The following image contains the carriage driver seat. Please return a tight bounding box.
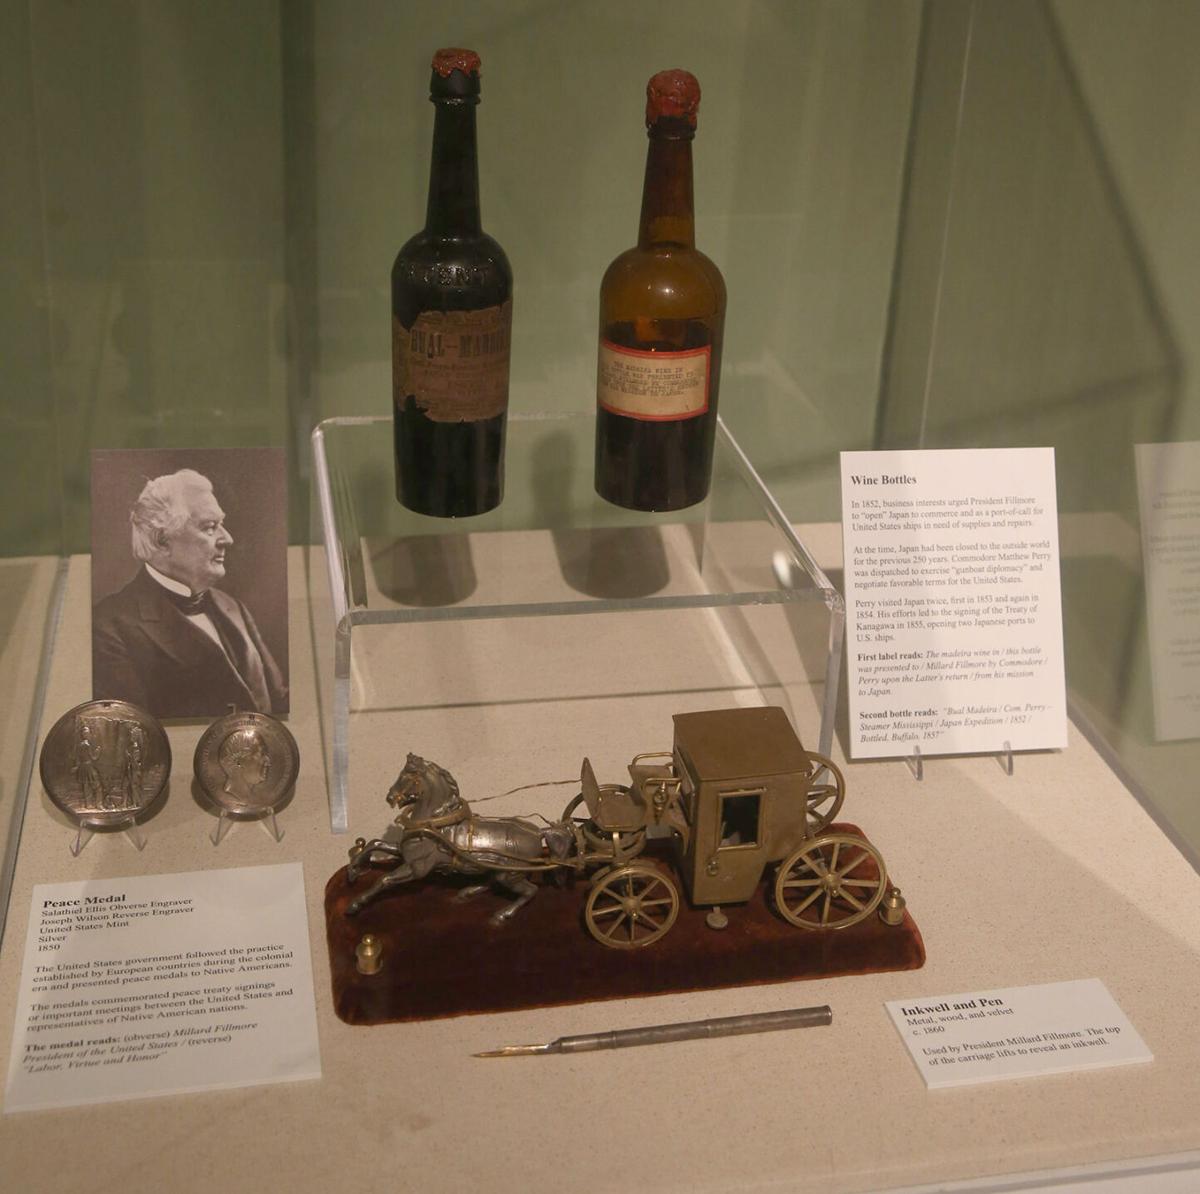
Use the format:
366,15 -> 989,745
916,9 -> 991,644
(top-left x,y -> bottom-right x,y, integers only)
580,757 -> 646,834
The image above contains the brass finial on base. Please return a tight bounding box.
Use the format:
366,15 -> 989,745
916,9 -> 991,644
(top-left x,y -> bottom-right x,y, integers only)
356,934 -> 383,975
879,887 -> 907,927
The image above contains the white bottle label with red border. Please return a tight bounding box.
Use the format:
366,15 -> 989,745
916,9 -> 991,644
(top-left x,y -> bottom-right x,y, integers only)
597,340 -> 710,421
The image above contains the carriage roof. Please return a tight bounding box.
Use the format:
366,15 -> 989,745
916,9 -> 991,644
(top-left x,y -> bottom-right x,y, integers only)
672,707 -> 811,784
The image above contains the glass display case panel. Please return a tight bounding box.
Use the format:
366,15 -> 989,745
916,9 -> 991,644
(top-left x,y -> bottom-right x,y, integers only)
878,0 -> 1200,868
309,411 -> 843,830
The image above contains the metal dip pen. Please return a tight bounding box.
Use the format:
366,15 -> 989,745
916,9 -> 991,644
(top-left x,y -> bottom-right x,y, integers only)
475,1005 -> 833,1058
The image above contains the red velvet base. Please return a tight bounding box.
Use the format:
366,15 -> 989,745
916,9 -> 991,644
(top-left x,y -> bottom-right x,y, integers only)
325,824 -> 925,1025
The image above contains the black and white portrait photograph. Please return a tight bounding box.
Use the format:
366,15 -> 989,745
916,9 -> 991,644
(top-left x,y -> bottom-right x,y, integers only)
90,447 -> 289,720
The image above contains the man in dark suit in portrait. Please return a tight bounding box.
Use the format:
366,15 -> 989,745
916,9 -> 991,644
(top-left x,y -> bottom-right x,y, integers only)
92,469 -> 288,719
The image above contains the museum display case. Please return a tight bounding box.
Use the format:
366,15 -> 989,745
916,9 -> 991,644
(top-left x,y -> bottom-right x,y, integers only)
4,2 -> 1200,1191
309,410 -> 843,829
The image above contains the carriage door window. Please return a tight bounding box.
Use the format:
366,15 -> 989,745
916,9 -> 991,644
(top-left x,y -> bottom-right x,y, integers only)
718,790 -> 762,849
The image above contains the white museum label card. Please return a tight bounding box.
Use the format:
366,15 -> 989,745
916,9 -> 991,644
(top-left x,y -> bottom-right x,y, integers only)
841,447 -> 1067,758
1134,442 -> 1200,741
886,979 -> 1152,1089
5,862 -> 320,1113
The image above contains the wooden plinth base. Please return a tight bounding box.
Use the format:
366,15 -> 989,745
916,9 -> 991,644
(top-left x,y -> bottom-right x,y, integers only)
325,825 -> 925,1025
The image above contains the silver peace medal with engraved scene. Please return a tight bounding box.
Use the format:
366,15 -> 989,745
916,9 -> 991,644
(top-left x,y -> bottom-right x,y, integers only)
39,699 -> 171,826
194,710 -> 299,814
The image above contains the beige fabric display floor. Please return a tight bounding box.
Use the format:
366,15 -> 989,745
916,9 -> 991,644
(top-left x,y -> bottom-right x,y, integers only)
2,550 -> 1200,1193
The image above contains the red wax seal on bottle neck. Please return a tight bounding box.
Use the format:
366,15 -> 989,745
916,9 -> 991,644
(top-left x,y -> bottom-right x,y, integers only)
432,47 -> 481,78
645,69 -> 700,128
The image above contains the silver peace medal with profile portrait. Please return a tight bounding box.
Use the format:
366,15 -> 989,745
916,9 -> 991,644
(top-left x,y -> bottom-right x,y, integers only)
194,711 -> 299,814
39,699 -> 171,826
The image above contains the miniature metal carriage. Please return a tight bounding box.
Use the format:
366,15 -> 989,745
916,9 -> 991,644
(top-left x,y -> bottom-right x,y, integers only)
346,706 -> 895,950
570,706 -> 890,947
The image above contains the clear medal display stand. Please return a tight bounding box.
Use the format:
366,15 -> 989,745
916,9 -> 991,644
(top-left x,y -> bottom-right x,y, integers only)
309,412 -> 844,834
70,816 -> 147,857
210,807 -> 285,847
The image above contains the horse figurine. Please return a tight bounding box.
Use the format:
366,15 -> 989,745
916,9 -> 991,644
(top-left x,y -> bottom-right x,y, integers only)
344,753 -> 574,923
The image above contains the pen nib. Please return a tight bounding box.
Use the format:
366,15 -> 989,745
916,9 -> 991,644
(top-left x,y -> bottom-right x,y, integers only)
473,1042 -> 553,1058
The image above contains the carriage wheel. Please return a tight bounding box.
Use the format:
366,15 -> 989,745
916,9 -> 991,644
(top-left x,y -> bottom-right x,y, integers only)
774,833 -> 887,931
804,754 -> 846,835
585,862 -> 680,949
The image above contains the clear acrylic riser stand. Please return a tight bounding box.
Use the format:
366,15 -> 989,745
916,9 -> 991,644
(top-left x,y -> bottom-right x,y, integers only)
905,741 -> 1015,780
309,412 -> 844,834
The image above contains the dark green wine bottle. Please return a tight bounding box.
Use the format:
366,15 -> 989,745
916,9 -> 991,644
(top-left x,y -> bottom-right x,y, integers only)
392,48 -> 513,518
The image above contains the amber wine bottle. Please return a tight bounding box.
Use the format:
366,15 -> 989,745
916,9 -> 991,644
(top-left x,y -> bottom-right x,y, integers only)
392,48 -> 513,517
594,69 -> 726,512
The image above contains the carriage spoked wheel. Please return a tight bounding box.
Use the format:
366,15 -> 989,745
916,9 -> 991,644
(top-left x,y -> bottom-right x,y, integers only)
585,862 -> 680,949
774,832 -> 887,930
803,753 -> 846,835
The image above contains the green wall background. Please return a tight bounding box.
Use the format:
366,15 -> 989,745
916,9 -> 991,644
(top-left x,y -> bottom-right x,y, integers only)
1055,0 -> 1200,438
0,0 -> 922,557
8,1 -> 1200,552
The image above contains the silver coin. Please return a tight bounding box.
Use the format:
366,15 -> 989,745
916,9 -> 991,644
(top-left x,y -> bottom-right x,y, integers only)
39,699 -> 170,827
194,711 -> 299,814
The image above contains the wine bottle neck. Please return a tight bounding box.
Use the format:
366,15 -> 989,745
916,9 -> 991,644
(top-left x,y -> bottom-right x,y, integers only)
425,100 -> 481,237
638,132 -> 695,249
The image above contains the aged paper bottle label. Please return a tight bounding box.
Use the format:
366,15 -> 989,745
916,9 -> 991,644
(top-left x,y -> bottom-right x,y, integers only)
394,299 -> 512,423
597,341 -> 710,421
